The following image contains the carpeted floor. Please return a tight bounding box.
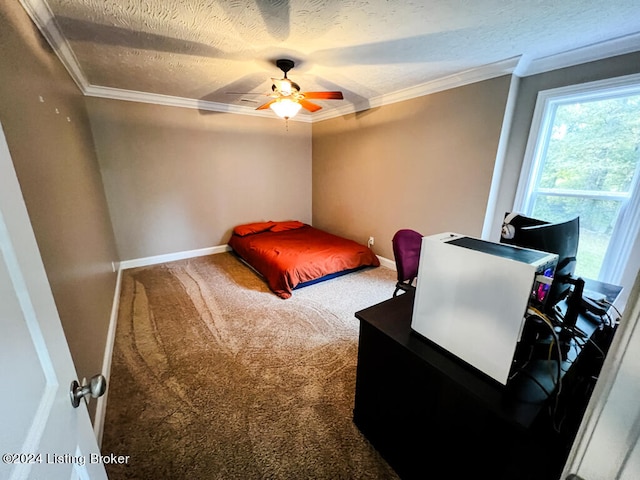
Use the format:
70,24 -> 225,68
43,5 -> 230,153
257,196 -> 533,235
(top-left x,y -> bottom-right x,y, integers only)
101,252 -> 400,479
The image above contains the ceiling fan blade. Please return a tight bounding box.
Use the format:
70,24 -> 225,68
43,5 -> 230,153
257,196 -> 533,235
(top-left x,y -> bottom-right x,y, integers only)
256,100 -> 277,110
299,99 -> 323,112
302,91 -> 344,100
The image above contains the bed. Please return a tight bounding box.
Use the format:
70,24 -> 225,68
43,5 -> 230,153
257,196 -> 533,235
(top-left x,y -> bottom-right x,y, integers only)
228,220 -> 380,299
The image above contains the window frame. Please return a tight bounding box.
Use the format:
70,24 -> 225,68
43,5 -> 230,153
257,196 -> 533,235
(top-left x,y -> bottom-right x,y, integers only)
514,72 -> 640,284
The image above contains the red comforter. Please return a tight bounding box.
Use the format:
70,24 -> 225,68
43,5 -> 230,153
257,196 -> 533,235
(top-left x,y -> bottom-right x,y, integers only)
228,221 -> 380,299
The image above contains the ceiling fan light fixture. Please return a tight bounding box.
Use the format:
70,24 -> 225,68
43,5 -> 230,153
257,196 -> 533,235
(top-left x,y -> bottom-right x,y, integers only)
280,80 -> 292,96
269,98 -> 302,119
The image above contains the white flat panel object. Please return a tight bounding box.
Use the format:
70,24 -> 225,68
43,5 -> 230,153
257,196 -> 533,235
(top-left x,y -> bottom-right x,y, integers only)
411,233 -> 557,385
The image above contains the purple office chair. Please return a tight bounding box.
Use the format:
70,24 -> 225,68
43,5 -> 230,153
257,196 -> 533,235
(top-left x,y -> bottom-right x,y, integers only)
392,229 -> 423,297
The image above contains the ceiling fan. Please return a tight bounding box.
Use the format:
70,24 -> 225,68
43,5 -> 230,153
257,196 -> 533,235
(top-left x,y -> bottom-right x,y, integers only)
232,59 -> 344,119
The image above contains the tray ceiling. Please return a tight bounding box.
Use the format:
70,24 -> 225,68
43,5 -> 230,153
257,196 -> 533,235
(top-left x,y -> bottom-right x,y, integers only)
20,0 -> 640,122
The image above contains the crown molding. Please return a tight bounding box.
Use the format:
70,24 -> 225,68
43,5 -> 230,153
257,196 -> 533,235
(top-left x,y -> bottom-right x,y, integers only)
312,57 -> 521,122
520,31 -> 640,77
19,0 -> 89,92
83,85 -> 313,122
19,0 -> 640,124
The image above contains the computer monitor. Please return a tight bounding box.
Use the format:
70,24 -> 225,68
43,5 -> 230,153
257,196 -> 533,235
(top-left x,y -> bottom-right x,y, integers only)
501,213 -> 580,311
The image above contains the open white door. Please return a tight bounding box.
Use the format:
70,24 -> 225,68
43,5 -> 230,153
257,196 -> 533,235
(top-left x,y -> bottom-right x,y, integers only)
0,123 -> 108,480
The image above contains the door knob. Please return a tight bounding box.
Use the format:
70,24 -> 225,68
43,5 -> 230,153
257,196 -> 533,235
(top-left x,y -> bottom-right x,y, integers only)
70,374 -> 107,408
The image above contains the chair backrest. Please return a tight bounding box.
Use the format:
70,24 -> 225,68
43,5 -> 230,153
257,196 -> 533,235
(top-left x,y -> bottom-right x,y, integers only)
392,229 -> 423,282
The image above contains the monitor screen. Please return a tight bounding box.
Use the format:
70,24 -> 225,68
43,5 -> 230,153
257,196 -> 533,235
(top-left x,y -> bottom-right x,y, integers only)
501,214 -> 580,310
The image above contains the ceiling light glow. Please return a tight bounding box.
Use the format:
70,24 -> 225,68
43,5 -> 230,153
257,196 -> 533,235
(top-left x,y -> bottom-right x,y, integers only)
269,98 -> 302,119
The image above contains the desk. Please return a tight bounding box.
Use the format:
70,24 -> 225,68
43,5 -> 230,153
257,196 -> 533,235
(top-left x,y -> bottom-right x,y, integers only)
353,290 -> 618,480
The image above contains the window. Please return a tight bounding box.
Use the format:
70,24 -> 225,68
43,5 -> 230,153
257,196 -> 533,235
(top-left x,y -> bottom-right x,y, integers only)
515,74 -> 640,284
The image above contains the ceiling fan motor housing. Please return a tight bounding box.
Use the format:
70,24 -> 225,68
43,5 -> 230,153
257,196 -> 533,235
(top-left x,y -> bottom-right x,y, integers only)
276,59 -> 295,76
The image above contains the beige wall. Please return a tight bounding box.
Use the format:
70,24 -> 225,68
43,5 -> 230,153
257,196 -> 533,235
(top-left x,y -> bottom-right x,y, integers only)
4,0 -> 638,426
86,98 -> 313,261
0,3 -> 119,419
312,76 -> 511,260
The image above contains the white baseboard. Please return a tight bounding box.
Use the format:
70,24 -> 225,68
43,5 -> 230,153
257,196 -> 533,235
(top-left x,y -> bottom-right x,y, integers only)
120,246 -> 394,272
119,244 -> 231,270
377,255 -> 396,270
94,266 -> 123,447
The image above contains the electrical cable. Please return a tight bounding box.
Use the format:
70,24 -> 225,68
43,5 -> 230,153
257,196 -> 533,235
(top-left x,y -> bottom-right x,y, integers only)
599,298 -> 622,319
514,369 -> 553,397
525,309 -> 563,383
585,336 -> 606,359
525,307 -> 566,432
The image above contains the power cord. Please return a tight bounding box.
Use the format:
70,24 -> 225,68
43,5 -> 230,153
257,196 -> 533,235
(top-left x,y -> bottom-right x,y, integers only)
597,298 -> 622,326
520,307 -> 568,432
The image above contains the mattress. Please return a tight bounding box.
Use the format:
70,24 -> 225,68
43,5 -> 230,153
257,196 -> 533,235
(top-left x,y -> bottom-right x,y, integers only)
228,221 -> 380,298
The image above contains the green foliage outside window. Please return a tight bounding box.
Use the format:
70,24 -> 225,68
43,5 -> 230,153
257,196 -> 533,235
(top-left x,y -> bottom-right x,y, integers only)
529,94 -> 640,280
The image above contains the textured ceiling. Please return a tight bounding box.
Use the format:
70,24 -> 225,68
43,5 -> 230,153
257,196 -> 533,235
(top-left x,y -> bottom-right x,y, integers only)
20,0 -> 640,121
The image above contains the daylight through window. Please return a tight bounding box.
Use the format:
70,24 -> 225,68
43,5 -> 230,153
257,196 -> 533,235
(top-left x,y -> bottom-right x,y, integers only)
515,75 -> 640,283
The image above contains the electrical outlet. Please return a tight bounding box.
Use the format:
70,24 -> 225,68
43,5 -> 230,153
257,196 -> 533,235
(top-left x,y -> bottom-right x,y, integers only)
368,236 -> 375,248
